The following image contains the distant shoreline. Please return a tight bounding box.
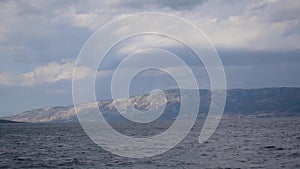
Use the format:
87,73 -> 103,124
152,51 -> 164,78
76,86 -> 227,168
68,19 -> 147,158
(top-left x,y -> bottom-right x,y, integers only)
0,119 -> 24,123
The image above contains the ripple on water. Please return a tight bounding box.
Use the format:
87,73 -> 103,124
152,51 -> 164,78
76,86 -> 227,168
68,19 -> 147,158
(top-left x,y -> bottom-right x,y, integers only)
0,117 -> 299,168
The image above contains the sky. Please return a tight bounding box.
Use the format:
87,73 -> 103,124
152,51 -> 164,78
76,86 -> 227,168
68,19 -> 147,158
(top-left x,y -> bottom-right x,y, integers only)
0,0 -> 300,116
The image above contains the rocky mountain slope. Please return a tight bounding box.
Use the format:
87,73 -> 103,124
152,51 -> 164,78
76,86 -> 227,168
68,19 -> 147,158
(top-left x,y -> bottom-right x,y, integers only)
2,88 -> 300,123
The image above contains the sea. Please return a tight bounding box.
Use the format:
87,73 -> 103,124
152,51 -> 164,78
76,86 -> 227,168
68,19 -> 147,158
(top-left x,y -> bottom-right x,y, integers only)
1,117 -> 300,169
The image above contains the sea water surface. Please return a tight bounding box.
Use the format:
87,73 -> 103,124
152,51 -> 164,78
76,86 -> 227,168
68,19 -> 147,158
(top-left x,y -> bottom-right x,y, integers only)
1,117 -> 300,168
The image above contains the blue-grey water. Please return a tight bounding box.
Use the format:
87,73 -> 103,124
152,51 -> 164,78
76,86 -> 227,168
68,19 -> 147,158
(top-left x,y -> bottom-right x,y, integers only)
1,117 -> 300,168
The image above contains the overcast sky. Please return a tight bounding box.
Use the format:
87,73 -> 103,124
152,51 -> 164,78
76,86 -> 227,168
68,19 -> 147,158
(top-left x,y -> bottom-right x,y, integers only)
1,0 -> 300,116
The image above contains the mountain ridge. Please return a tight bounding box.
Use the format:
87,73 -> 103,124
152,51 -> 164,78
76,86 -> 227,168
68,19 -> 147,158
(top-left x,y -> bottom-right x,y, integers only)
2,87 -> 300,123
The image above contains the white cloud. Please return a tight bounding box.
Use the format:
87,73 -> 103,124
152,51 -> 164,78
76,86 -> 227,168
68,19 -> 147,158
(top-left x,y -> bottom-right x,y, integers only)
51,6 -> 107,30
51,0 -> 300,51
0,60 -> 93,86
169,0 -> 300,51
2,0 -> 299,54
115,35 -> 180,55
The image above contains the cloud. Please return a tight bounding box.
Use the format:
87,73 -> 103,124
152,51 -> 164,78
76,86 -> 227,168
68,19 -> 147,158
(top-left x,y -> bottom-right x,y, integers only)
0,60 -> 93,86
0,0 -> 91,65
51,6 -> 106,30
114,35 -> 181,55
1,0 -> 299,57
111,0 -> 207,10
54,0 -> 300,51
181,0 -> 300,51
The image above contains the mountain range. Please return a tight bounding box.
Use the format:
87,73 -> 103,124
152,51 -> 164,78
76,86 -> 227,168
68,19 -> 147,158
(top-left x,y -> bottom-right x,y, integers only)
2,87 -> 300,123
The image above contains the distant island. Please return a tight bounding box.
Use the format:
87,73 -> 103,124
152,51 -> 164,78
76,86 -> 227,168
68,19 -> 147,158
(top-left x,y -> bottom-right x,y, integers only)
0,119 -> 23,123
2,87 -> 300,123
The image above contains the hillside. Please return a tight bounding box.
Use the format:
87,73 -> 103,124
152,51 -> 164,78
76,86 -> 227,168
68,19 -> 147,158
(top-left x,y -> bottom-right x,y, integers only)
2,88 -> 300,123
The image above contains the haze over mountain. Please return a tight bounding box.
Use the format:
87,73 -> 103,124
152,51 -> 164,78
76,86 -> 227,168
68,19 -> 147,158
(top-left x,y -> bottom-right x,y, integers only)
2,88 -> 300,123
